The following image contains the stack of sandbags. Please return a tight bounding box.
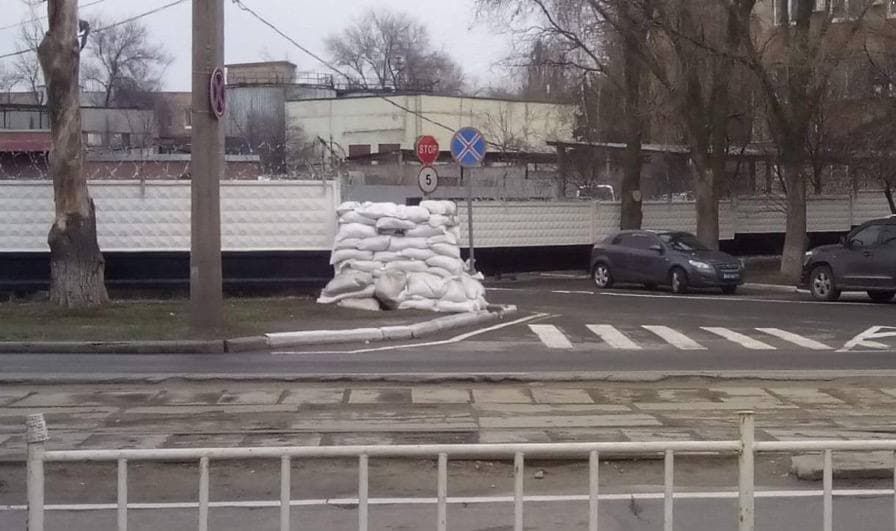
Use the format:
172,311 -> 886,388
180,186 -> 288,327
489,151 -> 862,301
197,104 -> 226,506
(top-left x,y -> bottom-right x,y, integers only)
318,200 -> 489,313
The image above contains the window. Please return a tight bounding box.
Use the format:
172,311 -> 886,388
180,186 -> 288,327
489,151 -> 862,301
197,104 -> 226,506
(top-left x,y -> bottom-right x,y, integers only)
378,143 -> 400,154
659,233 -> 710,252
348,144 -> 371,158
183,108 -> 192,130
889,0 -> 896,17
774,0 -> 827,25
617,234 -> 657,250
84,132 -> 104,147
880,225 -> 896,246
849,223 -> 883,248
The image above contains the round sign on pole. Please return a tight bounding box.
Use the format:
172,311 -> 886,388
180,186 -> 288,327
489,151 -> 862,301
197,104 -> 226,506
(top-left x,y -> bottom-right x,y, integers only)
450,127 -> 487,168
415,135 -> 440,166
418,166 -> 439,194
209,67 -> 226,119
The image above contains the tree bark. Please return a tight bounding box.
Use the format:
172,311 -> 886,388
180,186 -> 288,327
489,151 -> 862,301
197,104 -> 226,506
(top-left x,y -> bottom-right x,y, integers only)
618,13 -> 645,231
694,153 -> 721,250
38,0 -> 108,308
780,163 -> 808,281
883,181 -> 896,214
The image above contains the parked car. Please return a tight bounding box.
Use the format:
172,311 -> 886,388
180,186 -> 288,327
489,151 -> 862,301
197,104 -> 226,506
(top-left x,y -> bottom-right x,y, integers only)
801,215 -> 896,302
590,230 -> 743,294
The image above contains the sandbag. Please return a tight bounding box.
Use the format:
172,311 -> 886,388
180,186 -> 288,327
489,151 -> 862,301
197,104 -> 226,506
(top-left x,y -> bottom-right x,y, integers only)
356,235 -> 391,252
461,276 -> 485,300
421,200 -> 456,216
428,233 -> 458,246
436,300 -> 479,313
322,271 -> 373,296
400,248 -> 436,261
426,255 -> 464,275
317,285 -> 376,304
385,260 -> 429,273
388,237 -> 429,252
337,298 -> 382,312
357,202 -> 397,220
334,238 -> 361,250
427,267 -> 455,279
441,279 -> 469,303
337,201 -> 361,216
376,217 -> 418,232
406,273 -> 447,300
428,214 -> 454,228
329,249 -> 374,265
397,205 -> 431,223
344,260 -> 384,273
339,211 -> 376,226
405,224 -> 445,238
373,251 -> 402,263
398,298 -> 437,311
431,243 -> 461,258
336,223 -> 377,241
374,270 -> 407,310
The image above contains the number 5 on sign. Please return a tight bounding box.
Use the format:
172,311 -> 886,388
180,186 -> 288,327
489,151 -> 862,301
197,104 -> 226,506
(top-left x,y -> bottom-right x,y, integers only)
418,166 -> 439,194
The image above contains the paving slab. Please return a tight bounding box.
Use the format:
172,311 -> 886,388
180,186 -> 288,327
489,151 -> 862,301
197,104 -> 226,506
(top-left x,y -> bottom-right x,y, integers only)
280,389 -> 346,405
411,388 -> 471,404
479,430 -> 552,444
155,390 -> 226,405
765,388 -> 847,406
479,414 -> 662,430
473,404 -> 631,415
472,389 -> 532,404
348,389 -> 412,404
240,433 -> 323,447
78,433 -> 171,450
217,390 -> 284,405
791,451 -> 896,480
530,388 -> 594,404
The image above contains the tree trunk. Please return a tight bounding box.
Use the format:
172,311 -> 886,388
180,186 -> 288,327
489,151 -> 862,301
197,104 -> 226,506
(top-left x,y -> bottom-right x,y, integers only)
38,0 -> 108,308
780,163 -> 808,281
619,20 -> 644,231
619,137 -> 643,229
883,181 -> 896,214
694,153 -> 720,250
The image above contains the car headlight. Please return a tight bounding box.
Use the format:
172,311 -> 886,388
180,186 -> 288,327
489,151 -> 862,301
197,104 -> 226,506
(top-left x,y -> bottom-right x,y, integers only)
688,260 -> 714,272
803,251 -> 813,265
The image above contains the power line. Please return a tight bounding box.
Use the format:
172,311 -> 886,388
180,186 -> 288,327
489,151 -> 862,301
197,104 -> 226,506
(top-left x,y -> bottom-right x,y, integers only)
0,0 -> 190,61
0,0 -> 107,32
230,0 -> 468,138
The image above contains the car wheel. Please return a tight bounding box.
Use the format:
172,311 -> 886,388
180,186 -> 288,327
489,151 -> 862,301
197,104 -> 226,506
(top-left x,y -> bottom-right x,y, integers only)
809,265 -> 840,301
592,263 -> 614,289
670,267 -> 689,294
868,290 -> 896,303
721,285 -> 737,295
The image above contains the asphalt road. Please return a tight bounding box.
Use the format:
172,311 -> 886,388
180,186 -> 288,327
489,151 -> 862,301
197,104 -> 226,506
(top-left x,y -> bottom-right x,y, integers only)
3,277 -> 896,377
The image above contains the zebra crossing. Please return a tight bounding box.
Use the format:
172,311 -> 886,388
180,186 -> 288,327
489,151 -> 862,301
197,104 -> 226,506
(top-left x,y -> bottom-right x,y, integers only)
527,323 -> 839,351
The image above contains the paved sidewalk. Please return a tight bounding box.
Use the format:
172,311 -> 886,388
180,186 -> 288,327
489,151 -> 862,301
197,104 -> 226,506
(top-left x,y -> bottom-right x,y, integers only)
2,379 -> 896,460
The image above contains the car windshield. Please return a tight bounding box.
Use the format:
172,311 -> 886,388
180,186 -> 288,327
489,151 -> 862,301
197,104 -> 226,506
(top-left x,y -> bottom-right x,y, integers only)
659,233 -> 709,252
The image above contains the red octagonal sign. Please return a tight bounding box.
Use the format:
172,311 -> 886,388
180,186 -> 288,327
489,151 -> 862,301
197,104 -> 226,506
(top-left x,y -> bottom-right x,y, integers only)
415,135 -> 439,166
209,67 -> 226,119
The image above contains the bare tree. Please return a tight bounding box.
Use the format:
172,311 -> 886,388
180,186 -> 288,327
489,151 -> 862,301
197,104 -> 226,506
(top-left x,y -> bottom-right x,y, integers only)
37,0 -> 108,307
81,17 -> 171,108
325,9 -> 465,94
10,16 -> 47,104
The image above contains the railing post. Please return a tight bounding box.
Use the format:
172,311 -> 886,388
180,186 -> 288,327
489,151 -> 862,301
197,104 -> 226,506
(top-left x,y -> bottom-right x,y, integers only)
664,449 -> 674,531
280,456 -> 291,531
118,458 -> 128,531
514,452 -> 524,531
198,457 -> 209,531
26,413 -> 48,531
359,454 -> 369,531
437,453 -> 448,531
738,411 -> 755,531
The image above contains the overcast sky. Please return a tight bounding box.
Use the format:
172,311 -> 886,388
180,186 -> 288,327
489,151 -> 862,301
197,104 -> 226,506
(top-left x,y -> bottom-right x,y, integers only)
1,0 -> 514,92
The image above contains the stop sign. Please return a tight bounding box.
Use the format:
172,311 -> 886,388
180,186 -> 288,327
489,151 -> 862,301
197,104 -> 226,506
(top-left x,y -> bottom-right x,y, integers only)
415,135 -> 440,165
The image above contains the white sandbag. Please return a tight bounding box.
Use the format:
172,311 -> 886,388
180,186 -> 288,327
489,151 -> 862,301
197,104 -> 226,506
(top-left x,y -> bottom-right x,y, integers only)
337,201 -> 361,216
428,214 -> 454,228
398,205 -> 431,223
398,299 -> 437,311
339,211 -> 376,226
461,276 -> 485,300
441,279 -> 469,303
400,248 -> 436,261
356,235 -> 391,252
317,285 -> 376,304
426,255 -> 464,275
322,271 -> 373,296
337,223 -> 377,241
374,270 -> 407,310
334,238 -> 361,250
447,225 -> 461,239
337,298 -> 381,312
431,243 -> 461,258
405,224 -> 445,238
343,260 -> 384,273
357,202 -> 398,220
421,200 -> 456,216
436,300 -> 479,313
373,251 -> 402,263
427,267 -> 455,279
329,249 -> 374,265
385,260 -> 429,273
406,273 -> 447,299
428,233 -> 458,246
388,237 -> 429,252
376,217 -> 418,232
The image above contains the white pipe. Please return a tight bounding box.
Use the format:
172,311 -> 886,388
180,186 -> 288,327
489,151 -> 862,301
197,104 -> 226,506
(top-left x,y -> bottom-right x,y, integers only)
514,453 -> 524,531
664,450 -> 674,531
437,453 -> 447,531
280,456 -> 290,531
358,455 -> 368,531
824,450 -> 833,531
198,457 -> 209,531
117,458 -> 127,531
738,411 -> 755,531
589,450 -> 599,531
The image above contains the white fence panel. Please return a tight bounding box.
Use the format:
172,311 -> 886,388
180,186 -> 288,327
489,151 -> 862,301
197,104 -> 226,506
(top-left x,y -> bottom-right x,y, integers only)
734,197 -> 788,234
852,191 -> 892,225
807,197 -> 851,233
0,180 -> 339,252
456,201 -> 594,247
642,202 -> 697,233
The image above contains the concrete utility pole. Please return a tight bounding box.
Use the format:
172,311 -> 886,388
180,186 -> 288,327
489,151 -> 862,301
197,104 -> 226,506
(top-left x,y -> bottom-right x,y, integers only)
190,0 -> 225,332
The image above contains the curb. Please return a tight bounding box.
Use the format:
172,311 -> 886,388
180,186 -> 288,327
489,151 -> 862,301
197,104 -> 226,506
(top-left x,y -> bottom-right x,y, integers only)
266,306 -> 517,348
741,282 -> 801,293
0,340 -> 225,355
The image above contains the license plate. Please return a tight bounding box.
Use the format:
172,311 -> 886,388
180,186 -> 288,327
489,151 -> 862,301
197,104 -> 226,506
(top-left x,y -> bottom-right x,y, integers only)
723,273 -> 739,280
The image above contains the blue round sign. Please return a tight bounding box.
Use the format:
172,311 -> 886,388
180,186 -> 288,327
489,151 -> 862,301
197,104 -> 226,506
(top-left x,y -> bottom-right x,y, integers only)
450,127 -> 487,168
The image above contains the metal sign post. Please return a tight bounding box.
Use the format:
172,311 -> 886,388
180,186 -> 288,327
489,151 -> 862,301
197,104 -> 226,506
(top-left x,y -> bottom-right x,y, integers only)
450,127 -> 487,273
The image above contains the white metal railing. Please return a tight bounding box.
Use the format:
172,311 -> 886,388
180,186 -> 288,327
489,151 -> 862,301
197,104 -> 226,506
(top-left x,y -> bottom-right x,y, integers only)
21,411 -> 896,531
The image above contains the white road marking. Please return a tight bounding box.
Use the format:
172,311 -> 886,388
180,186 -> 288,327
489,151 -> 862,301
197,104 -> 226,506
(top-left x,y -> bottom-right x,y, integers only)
273,313 -> 550,355
642,325 -> 707,350
756,328 -> 832,350
528,324 -> 574,349
701,327 -> 776,350
840,326 -> 896,352
587,324 -> 642,350
3,489 -> 895,512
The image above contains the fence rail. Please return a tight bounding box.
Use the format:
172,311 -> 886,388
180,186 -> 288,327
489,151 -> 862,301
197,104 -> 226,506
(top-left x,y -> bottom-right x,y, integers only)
22,412 -> 896,531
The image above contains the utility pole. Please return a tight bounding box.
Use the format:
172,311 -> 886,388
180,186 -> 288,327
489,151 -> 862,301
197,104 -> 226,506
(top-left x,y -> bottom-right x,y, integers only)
190,0 -> 224,332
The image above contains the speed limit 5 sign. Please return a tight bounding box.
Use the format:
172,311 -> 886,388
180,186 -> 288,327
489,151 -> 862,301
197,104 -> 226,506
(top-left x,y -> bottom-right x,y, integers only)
417,166 -> 439,194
